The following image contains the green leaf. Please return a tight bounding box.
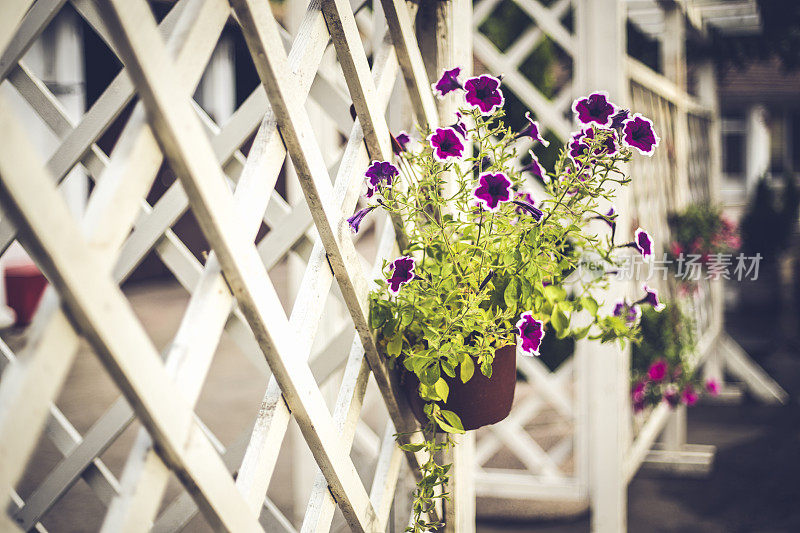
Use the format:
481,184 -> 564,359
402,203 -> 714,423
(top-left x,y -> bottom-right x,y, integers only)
441,359 -> 456,378
460,355 -> 475,383
580,296 -> 599,316
398,442 -> 426,452
551,303 -> 570,338
386,334 -> 402,357
400,308 -> 415,327
543,285 -> 567,304
573,325 -> 592,340
439,410 -> 465,433
421,364 -> 440,386
434,378 -> 449,402
504,278 -> 520,308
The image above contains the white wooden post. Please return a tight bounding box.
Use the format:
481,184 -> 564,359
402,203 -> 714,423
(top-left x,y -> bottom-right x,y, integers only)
46,7 -> 88,217
696,60 -> 727,391
196,32 -> 236,125
434,1 -> 475,530
662,4 -> 690,208
416,0 -> 475,528
575,0 -> 629,531
745,104 -> 769,193
0,255 -> 13,328
658,3 -> 690,452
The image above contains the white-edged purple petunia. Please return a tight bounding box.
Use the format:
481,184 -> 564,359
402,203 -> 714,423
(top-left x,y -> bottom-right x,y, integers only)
523,150 -> 547,181
518,112 -> 550,146
450,111 -> 468,140
610,109 -> 630,129
572,92 -> 617,127
622,113 -> 659,156
594,205 -> 616,229
473,172 -> 512,211
392,131 -> 410,154
634,227 -> 654,260
387,256 -> 416,295
637,284 -> 665,311
612,299 -> 641,326
512,192 -> 544,221
464,75 -> 505,114
516,311 -> 545,356
428,127 -> 465,162
347,205 -> 377,234
432,67 -> 463,98
364,161 -> 398,198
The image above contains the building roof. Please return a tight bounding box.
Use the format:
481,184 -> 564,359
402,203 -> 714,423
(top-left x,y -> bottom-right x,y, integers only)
627,0 -> 762,37
719,57 -> 800,105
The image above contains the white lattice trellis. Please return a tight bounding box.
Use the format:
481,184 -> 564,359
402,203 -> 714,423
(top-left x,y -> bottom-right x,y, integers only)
0,0 -> 479,531
469,0 -> 788,530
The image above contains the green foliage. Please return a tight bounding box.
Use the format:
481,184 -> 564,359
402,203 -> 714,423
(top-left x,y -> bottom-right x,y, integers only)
630,303 -> 702,411
632,305 -> 695,375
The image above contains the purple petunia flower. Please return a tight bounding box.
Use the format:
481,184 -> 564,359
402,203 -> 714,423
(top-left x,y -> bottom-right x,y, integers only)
450,111 -> 468,140
516,311 -> 545,356
573,127 -> 617,159
347,205 -> 377,234
648,359 -> 667,381
512,199 -> 544,221
387,256 -> 415,295
612,299 -> 641,326
634,227 -> 654,260
706,378 -> 720,396
392,131 -> 410,154
364,161 -> 398,198
433,67 -> 463,98
428,127 -> 465,162
572,92 -> 617,127
637,284 -> 665,311
598,129 -> 618,155
518,112 -> 550,146
523,151 -> 547,181
622,113 -> 659,156
682,385 -> 698,406
610,109 -> 630,129
464,75 -> 505,114
593,205 -> 616,229
473,172 -> 512,211
516,191 -> 535,204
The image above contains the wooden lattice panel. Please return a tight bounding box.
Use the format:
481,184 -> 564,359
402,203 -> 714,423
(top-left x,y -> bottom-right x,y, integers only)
0,0 -> 451,530
473,0 -> 574,146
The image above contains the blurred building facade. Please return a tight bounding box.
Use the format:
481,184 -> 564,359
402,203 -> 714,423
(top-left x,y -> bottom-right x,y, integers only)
719,57 -> 800,218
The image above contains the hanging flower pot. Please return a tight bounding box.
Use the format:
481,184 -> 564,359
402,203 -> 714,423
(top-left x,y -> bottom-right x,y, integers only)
355,69 -> 660,531
400,344 -> 516,430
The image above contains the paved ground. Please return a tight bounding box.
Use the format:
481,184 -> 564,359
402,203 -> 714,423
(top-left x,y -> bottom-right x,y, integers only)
479,297 -> 800,533
6,280 -> 800,532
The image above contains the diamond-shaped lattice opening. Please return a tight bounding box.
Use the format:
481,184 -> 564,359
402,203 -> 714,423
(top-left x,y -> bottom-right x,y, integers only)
519,36 -> 572,101
561,5 -> 574,33
478,0 -> 533,53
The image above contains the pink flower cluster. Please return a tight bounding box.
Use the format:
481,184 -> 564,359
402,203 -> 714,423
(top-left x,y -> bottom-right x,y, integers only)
632,360 -> 720,412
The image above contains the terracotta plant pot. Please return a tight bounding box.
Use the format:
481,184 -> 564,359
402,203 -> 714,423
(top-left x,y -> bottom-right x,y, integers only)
400,345 -> 516,431
5,263 -> 48,326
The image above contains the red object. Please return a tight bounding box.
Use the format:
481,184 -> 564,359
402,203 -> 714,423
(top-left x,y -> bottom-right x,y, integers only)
5,263 -> 47,326
401,345 -> 517,431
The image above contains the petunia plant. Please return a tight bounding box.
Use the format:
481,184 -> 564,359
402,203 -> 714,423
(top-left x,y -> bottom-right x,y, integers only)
631,303 -> 719,412
349,70 -> 661,531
